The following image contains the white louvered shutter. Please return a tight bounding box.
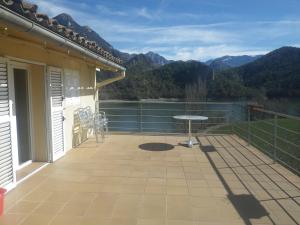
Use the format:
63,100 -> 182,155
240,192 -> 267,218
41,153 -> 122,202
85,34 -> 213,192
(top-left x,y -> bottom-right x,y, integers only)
48,67 -> 65,162
0,59 -> 14,188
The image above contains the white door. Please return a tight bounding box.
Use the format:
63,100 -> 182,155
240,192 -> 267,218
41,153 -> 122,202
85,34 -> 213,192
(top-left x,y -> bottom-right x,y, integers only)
0,58 -> 15,189
47,67 -> 65,162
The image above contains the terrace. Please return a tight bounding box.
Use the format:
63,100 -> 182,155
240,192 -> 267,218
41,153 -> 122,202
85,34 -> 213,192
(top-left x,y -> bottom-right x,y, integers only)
2,133 -> 300,225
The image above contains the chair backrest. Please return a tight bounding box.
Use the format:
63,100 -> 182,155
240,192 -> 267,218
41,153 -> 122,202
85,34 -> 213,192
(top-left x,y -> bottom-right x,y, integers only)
84,106 -> 93,120
78,108 -> 88,121
98,111 -> 107,120
94,112 -> 105,127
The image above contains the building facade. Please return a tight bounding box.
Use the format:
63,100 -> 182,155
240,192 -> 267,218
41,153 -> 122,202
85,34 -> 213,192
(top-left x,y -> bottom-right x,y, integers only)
0,0 -> 125,191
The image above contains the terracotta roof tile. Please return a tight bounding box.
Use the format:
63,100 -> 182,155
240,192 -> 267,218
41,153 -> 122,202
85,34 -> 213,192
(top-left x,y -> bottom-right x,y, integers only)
0,0 -> 123,65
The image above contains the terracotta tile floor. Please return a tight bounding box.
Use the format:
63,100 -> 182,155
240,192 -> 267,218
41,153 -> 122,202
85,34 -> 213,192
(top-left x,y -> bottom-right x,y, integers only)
1,134 -> 300,225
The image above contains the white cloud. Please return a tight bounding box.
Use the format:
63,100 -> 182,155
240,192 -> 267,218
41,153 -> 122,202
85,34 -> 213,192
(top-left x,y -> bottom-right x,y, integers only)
136,7 -> 153,19
96,5 -> 128,17
122,45 -> 269,62
165,45 -> 269,61
144,25 -> 235,45
29,0 -> 75,17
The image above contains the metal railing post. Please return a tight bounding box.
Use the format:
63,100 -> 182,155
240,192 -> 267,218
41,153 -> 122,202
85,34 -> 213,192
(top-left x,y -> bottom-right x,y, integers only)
247,106 -> 251,145
140,102 -> 143,132
230,104 -> 235,134
273,114 -> 278,162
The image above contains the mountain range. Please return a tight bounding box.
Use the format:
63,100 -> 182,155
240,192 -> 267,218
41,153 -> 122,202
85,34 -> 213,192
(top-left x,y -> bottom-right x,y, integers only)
101,46 -> 300,100
206,55 -> 262,71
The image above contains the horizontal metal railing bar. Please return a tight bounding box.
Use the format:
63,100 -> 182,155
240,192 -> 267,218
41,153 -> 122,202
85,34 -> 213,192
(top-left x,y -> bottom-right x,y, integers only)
108,121 -> 223,125
140,127 -> 186,131
108,127 -> 187,132
143,109 -> 230,112
252,118 -> 274,127
249,124 -> 274,137
276,125 -> 300,136
232,124 -> 248,133
140,122 -> 224,125
238,134 -> 274,158
252,118 -> 300,137
276,146 -> 300,161
108,120 -> 139,123
108,121 -> 185,124
100,107 -> 230,112
142,122 -> 181,124
106,114 -> 140,117
108,131 -> 220,136
108,127 -> 140,130
100,107 -> 143,111
100,100 -> 241,105
106,114 -> 226,119
275,136 -> 300,149
250,132 -> 274,147
252,107 -> 300,121
249,117 -> 300,138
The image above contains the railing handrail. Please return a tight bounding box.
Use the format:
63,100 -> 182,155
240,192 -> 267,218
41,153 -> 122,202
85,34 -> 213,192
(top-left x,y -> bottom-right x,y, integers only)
252,107 -> 300,121
98,100 -> 245,105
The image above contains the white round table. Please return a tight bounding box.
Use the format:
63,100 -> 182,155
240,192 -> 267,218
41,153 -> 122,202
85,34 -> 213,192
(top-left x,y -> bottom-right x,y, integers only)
173,115 -> 208,148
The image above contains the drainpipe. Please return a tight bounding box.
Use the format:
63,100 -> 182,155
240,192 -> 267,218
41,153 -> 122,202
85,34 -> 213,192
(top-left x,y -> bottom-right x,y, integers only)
95,70 -> 125,105
0,5 -> 126,72
96,70 -> 126,89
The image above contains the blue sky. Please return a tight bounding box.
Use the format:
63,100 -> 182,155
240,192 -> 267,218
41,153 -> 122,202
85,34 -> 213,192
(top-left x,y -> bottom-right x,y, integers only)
30,0 -> 300,61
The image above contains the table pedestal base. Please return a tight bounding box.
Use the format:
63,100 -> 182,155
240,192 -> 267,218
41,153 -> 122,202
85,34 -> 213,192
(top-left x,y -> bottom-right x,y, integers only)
181,139 -> 198,148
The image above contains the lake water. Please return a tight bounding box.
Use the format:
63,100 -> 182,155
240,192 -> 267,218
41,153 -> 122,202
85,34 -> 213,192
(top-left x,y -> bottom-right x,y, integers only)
98,101 -> 247,133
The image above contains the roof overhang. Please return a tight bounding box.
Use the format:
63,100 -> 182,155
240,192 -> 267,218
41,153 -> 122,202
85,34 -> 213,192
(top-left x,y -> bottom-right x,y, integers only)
0,5 -> 126,72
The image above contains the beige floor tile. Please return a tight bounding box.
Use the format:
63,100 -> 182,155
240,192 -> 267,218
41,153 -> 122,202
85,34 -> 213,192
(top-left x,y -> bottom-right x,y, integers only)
139,195 -> 166,219
145,185 -> 166,194
189,197 -> 219,208
118,185 -> 145,194
147,178 -> 166,186
166,179 -> 187,186
188,187 -> 212,197
58,202 -> 89,216
8,201 -> 39,214
108,217 -> 137,225
19,214 -> 54,225
211,187 -> 228,197
112,194 -> 142,218
167,186 -> 188,195
186,180 -> 208,188
68,192 -> 97,204
167,196 -> 193,220
122,178 -> 147,185
85,193 -> 119,217
33,202 -> 64,215
167,220 -> 196,225
23,189 -> 52,202
166,172 -> 185,179
49,215 -> 81,225
137,219 -> 166,225
45,191 -> 75,204
79,216 -> 110,225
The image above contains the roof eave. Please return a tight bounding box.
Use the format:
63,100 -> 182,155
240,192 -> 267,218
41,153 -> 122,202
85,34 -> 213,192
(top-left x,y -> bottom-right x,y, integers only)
0,5 -> 126,72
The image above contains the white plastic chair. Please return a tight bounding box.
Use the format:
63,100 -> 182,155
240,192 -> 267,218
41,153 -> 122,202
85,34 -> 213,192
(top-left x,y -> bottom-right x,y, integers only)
98,110 -> 108,133
94,112 -> 106,143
